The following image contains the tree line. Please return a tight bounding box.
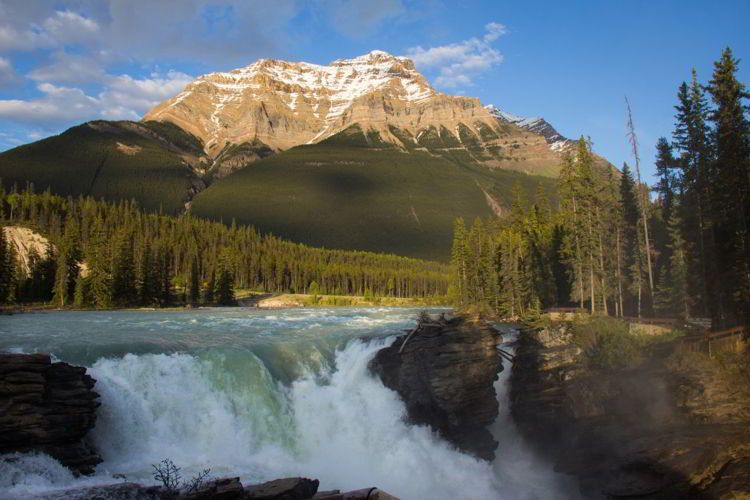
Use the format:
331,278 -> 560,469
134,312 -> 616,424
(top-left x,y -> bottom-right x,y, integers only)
452,48 -> 749,328
0,188 -> 450,308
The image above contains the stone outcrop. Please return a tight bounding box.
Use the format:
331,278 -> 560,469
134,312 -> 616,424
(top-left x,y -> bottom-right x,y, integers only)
369,315 -> 502,460
511,321 -> 750,498
0,353 -> 101,475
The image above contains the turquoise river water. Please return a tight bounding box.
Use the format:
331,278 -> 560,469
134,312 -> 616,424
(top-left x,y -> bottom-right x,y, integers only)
0,307 -> 573,499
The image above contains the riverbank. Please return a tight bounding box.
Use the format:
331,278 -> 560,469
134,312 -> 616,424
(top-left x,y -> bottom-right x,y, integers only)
250,293 -> 447,309
0,292 -> 448,315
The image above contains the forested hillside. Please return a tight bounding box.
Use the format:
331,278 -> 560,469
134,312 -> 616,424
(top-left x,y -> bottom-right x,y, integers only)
0,187 -> 450,309
0,120 -> 207,214
191,124 -> 559,261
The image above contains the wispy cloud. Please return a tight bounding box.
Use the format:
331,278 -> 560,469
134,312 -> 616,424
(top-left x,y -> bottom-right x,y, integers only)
406,22 -> 508,88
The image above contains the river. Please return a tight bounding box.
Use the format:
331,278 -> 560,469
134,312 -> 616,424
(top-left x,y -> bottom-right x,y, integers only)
0,307 -> 573,499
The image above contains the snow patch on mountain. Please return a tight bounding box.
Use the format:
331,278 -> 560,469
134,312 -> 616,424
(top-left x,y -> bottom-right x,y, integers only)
485,104 -> 573,153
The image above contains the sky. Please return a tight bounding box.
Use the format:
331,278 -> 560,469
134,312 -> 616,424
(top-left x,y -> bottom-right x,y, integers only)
0,0 -> 748,183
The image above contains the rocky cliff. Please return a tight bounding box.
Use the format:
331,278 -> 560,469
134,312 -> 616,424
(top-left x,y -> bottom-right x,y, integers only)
0,353 -> 101,475
369,315 -> 502,460
511,321 -> 750,499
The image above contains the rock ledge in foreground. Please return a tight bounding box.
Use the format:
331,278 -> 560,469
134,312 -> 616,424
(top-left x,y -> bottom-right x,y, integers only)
369,315 -> 501,460
0,352 -> 101,474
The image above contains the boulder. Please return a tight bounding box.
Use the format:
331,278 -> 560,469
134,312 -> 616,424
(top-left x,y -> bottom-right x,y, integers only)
244,477 -> 319,499
0,353 -> 101,475
369,315 -> 501,460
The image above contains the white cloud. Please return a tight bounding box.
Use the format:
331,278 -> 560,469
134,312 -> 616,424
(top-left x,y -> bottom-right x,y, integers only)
0,8 -> 99,51
483,22 -> 508,42
41,10 -> 100,44
0,71 -> 193,125
406,22 -> 508,89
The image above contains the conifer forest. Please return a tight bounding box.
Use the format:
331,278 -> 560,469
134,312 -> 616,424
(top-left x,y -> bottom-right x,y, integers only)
451,48 -> 750,328
0,189 -> 451,308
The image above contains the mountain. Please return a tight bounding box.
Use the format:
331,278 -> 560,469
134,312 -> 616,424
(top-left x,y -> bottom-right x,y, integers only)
485,105 -> 574,153
190,123 -> 558,261
144,50 -> 567,179
0,51 -> 593,260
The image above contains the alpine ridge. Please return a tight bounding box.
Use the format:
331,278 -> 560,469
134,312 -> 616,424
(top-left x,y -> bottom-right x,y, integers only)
144,50 -> 569,178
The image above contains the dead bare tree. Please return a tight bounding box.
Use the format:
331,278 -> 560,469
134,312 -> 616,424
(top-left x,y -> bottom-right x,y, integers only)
625,97 -> 655,308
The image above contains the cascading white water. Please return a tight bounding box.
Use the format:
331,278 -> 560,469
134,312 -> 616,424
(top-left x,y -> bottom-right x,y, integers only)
0,308 -> 572,499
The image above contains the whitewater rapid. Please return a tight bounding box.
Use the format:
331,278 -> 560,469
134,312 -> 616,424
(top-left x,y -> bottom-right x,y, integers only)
0,307 -> 572,499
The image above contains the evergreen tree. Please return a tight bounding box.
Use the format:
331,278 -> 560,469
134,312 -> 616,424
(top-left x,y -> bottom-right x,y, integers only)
215,251 -> 235,306
451,217 -> 468,306
672,69 -> 714,319
189,257 -> 200,305
203,269 -> 215,304
620,164 -> 643,316
52,217 -> 80,307
654,213 -> 690,318
112,231 -> 138,307
87,216 -> 112,309
706,47 -> 750,323
654,137 -> 677,224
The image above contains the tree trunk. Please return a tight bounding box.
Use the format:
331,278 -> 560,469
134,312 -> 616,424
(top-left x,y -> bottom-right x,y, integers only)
616,228 -> 624,317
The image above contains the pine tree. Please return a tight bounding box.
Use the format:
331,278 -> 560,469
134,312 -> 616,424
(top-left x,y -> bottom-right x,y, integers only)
87,216 -> 112,309
620,164 -> 642,316
672,69 -> 714,319
654,213 -> 690,318
654,137 -> 677,224
215,252 -> 235,306
112,231 -> 138,307
52,217 -> 81,307
203,269 -> 215,304
189,257 -> 200,305
706,47 -> 750,323
451,218 -> 468,307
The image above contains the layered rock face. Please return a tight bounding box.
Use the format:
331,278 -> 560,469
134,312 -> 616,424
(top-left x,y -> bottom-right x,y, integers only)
511,322 -> 750,498
144,51 -> 570,177
369,315 -> 502,460
0,353 -> 101,474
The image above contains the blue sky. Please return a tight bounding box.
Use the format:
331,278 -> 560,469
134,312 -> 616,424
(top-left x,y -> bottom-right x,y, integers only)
0,0 -> 748,183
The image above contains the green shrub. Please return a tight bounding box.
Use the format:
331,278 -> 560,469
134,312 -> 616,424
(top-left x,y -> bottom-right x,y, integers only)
572,316 -> 642,369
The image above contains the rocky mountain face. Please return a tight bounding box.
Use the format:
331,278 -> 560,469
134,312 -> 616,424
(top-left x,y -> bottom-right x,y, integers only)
511,322 -> 750,498
144,51 -> 570,178
485,105 -> 574,153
